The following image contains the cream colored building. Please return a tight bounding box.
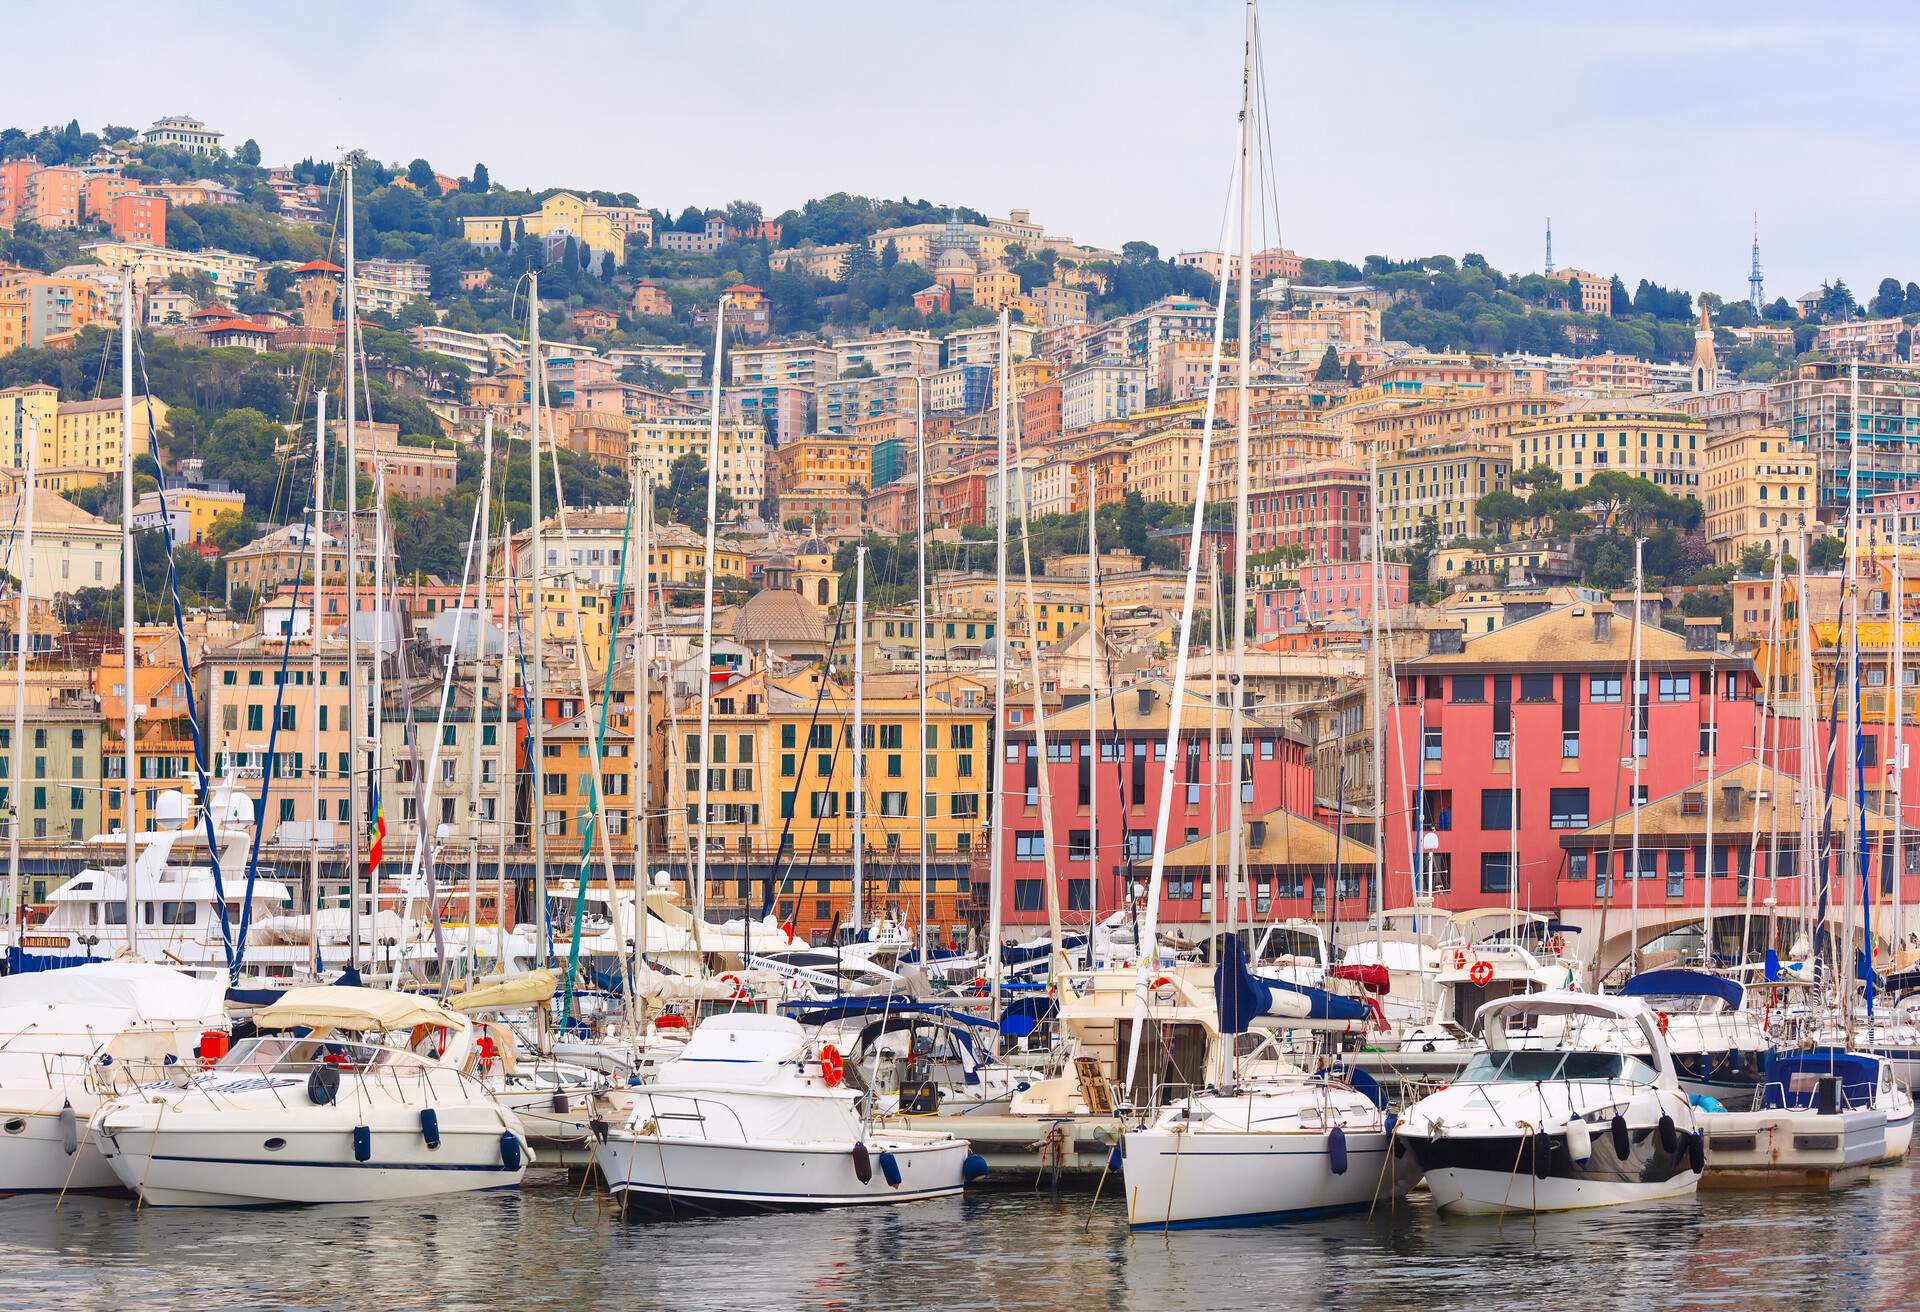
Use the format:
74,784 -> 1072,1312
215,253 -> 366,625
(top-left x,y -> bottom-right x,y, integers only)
1509,397 -> 1705,494
82,241 -> 261,299
630,416 -> 766,506
1702,425 -> 1815,564
1128,424 -> 1205,504
0,489 -> 122,601
459,192 -> 639,265
1379,440 -> 1512,548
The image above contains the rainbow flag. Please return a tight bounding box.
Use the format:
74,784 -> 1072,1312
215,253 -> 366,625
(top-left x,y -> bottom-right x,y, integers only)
368,780 -> 386,877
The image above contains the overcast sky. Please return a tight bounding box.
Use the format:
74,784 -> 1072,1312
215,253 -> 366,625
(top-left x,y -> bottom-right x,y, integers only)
12,2 -> 1915,302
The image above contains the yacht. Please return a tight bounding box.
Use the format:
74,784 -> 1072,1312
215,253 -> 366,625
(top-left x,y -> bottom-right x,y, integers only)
593,1012 -> 980,1215
92,985 -> 529,1206
1617,968 -> 1769,1101
1397,992 -> 1703,1214
1120,944 -> 1415,1228
0,963 -> 227,1195
789,997 -> 1022,1116
1698,1049 -> 1896,1190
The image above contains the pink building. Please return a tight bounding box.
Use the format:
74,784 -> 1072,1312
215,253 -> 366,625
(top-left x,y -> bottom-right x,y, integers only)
1251,462 -> 1368,558
1263,560 -> 1407,631
996,682 -> 1316,930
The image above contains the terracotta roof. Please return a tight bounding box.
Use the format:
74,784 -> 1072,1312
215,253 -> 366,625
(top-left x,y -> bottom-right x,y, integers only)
1411,602 -> 1734,669
1563,758 -> 1890,844
0,489 -> 114,531
731,588 -> 827,646
1163,806 -> 1375,870
204,320 -> 274,334
292,260 -> 344,274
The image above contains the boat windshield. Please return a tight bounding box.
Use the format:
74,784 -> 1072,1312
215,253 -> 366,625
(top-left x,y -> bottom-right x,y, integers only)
217,1035 -> 431,1075
1459,1050 -> 1659,1085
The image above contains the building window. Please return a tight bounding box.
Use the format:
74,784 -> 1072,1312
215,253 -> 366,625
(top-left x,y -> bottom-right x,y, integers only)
1519,674 -> 1555,703
1015,832 -> 1045,861
1549,788 -> 1590,829
1590,675 -> 1622,703
1450,675 -> 1484,703
1481,789 -> 1514,830
1658,673 -> 1690,702
1480,853 -> 1512,894
1068,829 -> 1092,862
1422,729 -> 1442,763
1013,880 -> 1043,912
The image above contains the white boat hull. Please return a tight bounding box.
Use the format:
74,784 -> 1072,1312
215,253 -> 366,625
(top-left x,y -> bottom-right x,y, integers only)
1121,1127 -> 1408,1228
1424,1163 -> 1698,1215
94,1107 -> 527,1207
1700,1106 -> 1886,1189
0,1102 -> 119,1194
596,1130 -> 968,1216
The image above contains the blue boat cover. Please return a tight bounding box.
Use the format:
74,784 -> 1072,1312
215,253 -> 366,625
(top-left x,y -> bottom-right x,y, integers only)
1763,1048 -> 1881,1112
1214,935 -> 1268,1035
789,998 -> 1000,1030
1619,968 -> 1744,1009
1267,976 -> 1371,1023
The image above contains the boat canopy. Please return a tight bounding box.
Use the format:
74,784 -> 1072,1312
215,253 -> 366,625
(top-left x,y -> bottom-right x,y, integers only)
788,998 -> 999,1031
254,985 -> 462,1033
447,969 -> 559,1014
0,961 -> 227,1023
1619,968 -> 1744,1010
1763,1048 -> 1883,1112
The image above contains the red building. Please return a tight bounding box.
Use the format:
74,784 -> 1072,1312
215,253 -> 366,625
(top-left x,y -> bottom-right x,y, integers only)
931,470 -> 986,528
1019,381 -> 1062,448
1384,605 -> 1762,923
1252,461 -> 1368,558
997,681 -> 1315,929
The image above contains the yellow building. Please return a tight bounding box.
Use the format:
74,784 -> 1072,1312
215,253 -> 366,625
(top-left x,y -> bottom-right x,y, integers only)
1509,396 -> 1705,494
666,668 -> 992,876
513,578 -> 616,673
972,268 -> 1022,312
0,383 -> 58,468
132,485 -> 246,545
51,396 -> 173,476
1379,439 -> 1512,549
459,192 -> 634,265
647,524 -> 748,584
770,435 -> 872,496
1702,425 -> 1815,564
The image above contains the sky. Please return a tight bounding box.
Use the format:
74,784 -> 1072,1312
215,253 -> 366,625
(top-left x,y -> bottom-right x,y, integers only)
10,1 -> 1918,303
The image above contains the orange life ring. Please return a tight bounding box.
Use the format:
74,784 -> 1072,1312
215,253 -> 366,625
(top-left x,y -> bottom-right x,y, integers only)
719,971 -> 750,1001
1546,933 -> 1567,955
1450,949 -> 1467,970
819,1043 -> 845,1087
1469,959 -> 1494,987
1656,1010 -> 1670,1036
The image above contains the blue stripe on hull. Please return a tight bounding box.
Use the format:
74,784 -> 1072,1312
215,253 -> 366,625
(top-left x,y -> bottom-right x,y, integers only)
1131,1200 -> 1373,1231
148,1154 -> 518,1173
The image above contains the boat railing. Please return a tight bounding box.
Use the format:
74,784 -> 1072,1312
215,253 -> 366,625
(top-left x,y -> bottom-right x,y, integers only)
108,1055 -> 486,1107
625,1089 -> 751,1143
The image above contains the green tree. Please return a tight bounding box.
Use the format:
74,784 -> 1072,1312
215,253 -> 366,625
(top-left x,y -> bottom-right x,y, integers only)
406,158 -> 436,191
654,452 -> 736,533
1609,275 -> 1631,316
1873,277 -> 1906,319
1313,344 -> 1342,382
1472,489 -> 1529,541
1808,535 -> 1846,570
236,138 -> 261,166
469,162 -> 490,192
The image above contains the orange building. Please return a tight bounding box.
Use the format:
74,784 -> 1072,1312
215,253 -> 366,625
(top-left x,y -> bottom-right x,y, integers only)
771,434 -> 872,495
630,281 -> 671,317
1019,381 -> 1062,446
108,194 -> 166,246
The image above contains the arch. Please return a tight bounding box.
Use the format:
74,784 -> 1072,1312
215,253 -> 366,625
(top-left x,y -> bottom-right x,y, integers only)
816,579 -> 829,606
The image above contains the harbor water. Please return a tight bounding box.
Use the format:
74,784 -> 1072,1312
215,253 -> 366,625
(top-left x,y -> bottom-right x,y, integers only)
3,1164 -> 1915,1311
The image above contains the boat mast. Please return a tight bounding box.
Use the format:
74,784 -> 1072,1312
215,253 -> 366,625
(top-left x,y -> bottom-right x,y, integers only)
496,517 -> 513,969
1085,457 -> 1100,963
1797,533 -> 1817,951
343,160 -> 362,973
1629,535 -> 1644,978
6,416 -> 38,955
1226,14 -> 1255,951
1745,548 -> 1784,964
371,464 -> 388,973
1367,437 -> 1385,967
852,543 -> 867,933
119,271 -> 138,952
527,273 -> 548,966
914,378 -> 931,964
1702,654 -> 1717,967
1893,549 -> 1905,961
987,307 -> 1009,1022
634,475 -> 651,988
309,387 -> 326,966
1842,355 -> 1862,1032
695,293 -> 726,938
467,412 -> 496,983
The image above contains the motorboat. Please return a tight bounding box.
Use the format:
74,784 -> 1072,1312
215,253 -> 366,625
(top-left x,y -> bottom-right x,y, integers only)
1617,968 -> 1769,1102
1397,991 -> 1703,1215
1121,940 -> 1416,1228
593,1012 -> 980,1216
92,985 -> 529,1206
789,998 -> 1025,1116
1338,907 -> 1445,1024
0,963 -> 227,1195
1698,1049 -> 1895,1191
1396,935 -> 1580,1053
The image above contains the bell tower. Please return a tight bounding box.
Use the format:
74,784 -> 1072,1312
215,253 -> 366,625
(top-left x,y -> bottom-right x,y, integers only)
1691,302 -> 1718,393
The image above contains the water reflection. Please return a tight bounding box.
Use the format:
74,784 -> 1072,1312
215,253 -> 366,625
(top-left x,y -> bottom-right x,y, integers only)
1,1164 -> 1911,1311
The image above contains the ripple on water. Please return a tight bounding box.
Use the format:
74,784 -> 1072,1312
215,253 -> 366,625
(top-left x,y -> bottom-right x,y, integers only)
0,1163 -> 1913,1312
